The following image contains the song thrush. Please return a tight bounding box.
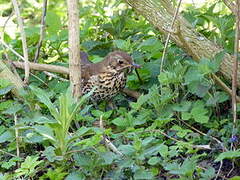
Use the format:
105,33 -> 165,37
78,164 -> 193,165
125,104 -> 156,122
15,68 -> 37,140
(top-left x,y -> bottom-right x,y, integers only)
81,51 -> 140,101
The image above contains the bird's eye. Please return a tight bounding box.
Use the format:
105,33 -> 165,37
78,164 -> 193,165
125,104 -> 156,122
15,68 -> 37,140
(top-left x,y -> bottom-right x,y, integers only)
118,59 -> 124,64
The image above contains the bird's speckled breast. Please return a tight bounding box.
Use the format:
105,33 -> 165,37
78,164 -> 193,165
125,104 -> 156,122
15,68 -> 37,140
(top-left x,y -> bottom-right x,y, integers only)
82,71 -> 127,101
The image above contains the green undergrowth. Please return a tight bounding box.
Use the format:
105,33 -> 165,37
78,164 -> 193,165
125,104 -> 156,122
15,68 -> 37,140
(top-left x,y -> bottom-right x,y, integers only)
0,0 -> 240,179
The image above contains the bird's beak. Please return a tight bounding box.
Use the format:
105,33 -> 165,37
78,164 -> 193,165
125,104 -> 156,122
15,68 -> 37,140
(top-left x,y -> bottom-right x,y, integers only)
131,62 -> 141,68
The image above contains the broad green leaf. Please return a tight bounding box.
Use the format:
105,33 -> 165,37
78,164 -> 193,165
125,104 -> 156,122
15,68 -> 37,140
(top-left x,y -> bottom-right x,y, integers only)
0,131 -> 13,143
215,150 -> 240,162
0,85 -> 14,95
118,144 -> 135,155
65,172 -> 85,180
230,177 -> 240,180
148,157 -> 160,165
33,125 -> 55,142
159,144 -> 168,158
46,11 -> 61,34
113,39 -> 130,51
3,103 -> 22,115
101,152 -> 116,165
0,100 -> 13,111
200,167 -> 215,180
182,112 -> 191,120
134,169 -> 154,180
30,86 -> 58,119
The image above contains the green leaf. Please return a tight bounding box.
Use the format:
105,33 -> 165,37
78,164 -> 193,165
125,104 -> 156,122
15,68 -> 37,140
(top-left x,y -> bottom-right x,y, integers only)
0,85 -> 14,95
158,144 -> 168,158
0,100 -> 13,111
215,150 -> 240,162
191,101 -> 209,124
74,153 -> 92,167
112,117 -> 131,127
15,156 -> 43,177
0,131 -> 13,143
171,125 -> 192,138
134,169 -> 154,180
65,172 -> 85,180
30,85 -> 59,120
42,146 -> 60,162
137,37 -> 163,52
113,39 -> 130,51
118,144 -> 135,155
33,125 -> 55,142
148,157 -> 160,165
101,152 -> 116,165
182,112 -> 191,120
172,101 -> 192,112
200,167 -> 215,180
230,177 -> 240,180
3,103 -> 22,115
46,11 -> 61,34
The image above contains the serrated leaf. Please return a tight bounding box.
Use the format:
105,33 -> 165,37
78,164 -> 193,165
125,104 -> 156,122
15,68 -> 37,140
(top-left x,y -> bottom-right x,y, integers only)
65,172 -> 85,180
113,39 -> 130,51
3,103 -> 22,115
134,169 -> 154,180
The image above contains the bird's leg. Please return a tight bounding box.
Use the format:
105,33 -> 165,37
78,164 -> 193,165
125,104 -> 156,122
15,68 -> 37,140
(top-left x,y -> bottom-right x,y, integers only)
106,99 -> 117,110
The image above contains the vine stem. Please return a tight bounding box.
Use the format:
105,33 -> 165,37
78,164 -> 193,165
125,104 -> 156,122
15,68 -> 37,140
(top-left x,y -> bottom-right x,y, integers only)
160,0 -> 182,73
34,0 -> 48,63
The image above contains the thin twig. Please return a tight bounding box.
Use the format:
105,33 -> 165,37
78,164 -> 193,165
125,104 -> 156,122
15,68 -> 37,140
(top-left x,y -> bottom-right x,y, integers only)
140,129 -> 211,150
34,0 -> 48,63
14,114 -> 20,168
227,161 -> 235,177
99,115 -> 124,156
231,0 -> 240,151
0,149 -> 18,157
160,0 -> 182,72
12,0 -> 30,84
43,71 -> 68,81
0,40 -> 25,61
214,160 -> 223,180
179,119 -> 227,151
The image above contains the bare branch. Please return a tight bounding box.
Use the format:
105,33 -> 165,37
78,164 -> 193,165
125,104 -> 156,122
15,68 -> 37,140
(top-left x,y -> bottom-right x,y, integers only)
231,0 -> 240,151
8,61 -> 69,74
34,0 -> 48,63
11,0 -> 30,84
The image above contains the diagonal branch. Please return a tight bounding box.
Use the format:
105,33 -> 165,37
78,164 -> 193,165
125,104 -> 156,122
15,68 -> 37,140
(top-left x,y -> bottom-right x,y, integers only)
34,0 -> 48,63
160,0 -> 182,72
11,0 -> 30,84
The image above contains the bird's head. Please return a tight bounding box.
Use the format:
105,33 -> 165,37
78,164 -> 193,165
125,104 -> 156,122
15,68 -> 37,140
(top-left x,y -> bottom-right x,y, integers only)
105,51 -> 140,73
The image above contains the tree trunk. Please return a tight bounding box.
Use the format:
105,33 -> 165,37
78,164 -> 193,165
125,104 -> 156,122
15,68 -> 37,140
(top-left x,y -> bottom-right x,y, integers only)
125,0 -> 239,86
67,0 -> 81,99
